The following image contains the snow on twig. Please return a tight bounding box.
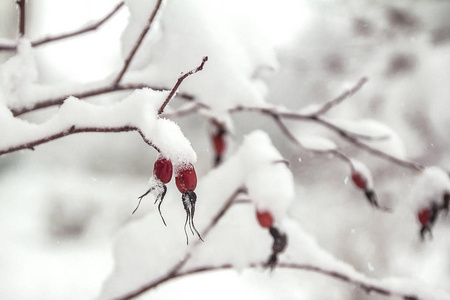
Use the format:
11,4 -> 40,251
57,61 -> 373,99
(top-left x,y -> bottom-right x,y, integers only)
0,90 -> 197,166
10,83 -> 194,117
188,81 -> 423,173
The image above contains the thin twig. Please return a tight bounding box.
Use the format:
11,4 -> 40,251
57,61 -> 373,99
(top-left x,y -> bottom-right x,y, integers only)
0,125 -> 159,156
158,56 -> 208,115
1,2 -> 124,51
111,261 -> 429,300
312,116 -> 424,171
16,0 -> 26,37
113,0 -> 164,86
308,77 -> 368,117
32,2 -> 125,47
113,187 -> 244,300
278,263 -> 423,300
270,114 -> 354,169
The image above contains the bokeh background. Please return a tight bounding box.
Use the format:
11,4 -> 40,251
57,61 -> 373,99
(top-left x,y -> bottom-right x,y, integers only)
1,0 -> 450,299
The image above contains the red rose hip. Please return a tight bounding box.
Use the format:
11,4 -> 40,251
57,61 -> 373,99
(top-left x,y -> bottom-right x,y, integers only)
153,157 -> 173,184
256,210 -> 274,228
213,134 -> 226,155
175,163 -> 197,193
418,208 -> 430,225
352,172 -> 367,190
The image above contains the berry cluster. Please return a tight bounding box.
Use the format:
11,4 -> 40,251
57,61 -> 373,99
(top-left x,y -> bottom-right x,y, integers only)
134,156 -> 202,243
417,193 -> 449,240
256,210 -> 288,269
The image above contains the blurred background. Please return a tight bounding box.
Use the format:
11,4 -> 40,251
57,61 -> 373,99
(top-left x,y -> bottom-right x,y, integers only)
1,0 -> 450,299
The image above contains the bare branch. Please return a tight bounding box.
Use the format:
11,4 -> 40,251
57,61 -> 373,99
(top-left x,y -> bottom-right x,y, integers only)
16,0 -> 26,37
113,0 -> 164,86
308,77 -> 368,117
2,2 -> 125,51
270,113 -> 354,170
112,260 -> 431,300
278,263 -> 424,300
32,2 -> 125,47
0,125 -> 159,156
158,56 -> 209,115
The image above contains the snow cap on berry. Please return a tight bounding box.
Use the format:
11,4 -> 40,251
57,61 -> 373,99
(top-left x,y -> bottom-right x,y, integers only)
411,166 -> 450,211
350,159 -> 373,190
256,210 -> 274,228
237,132 -> 295,222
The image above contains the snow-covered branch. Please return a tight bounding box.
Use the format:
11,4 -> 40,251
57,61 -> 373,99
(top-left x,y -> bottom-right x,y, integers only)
10,83 -> 195,117
0,88 -> 198,168
168,77 -> 424,173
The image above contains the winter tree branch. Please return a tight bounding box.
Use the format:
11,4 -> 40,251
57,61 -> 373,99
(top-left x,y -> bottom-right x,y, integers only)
113,0 -> 163,86
16,0 -> 26,37
307,77 -> 369,117
32,2 -> 125,48
0,125 -> 158,156
11,83 -> 194,117
1,55 -> 206,157
1,1 -> 124,51
133,262 -> 431,300
166,77 -> 424,173
7,0 -> 170,118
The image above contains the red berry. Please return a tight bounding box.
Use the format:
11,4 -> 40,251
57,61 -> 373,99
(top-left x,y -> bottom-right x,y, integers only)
212,134 -> 226,155
418,208 -> 430,225
175,164 -> 197,193
352,172 -> 367,190
256,210 -> 274,228
153,157 -> 173,184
